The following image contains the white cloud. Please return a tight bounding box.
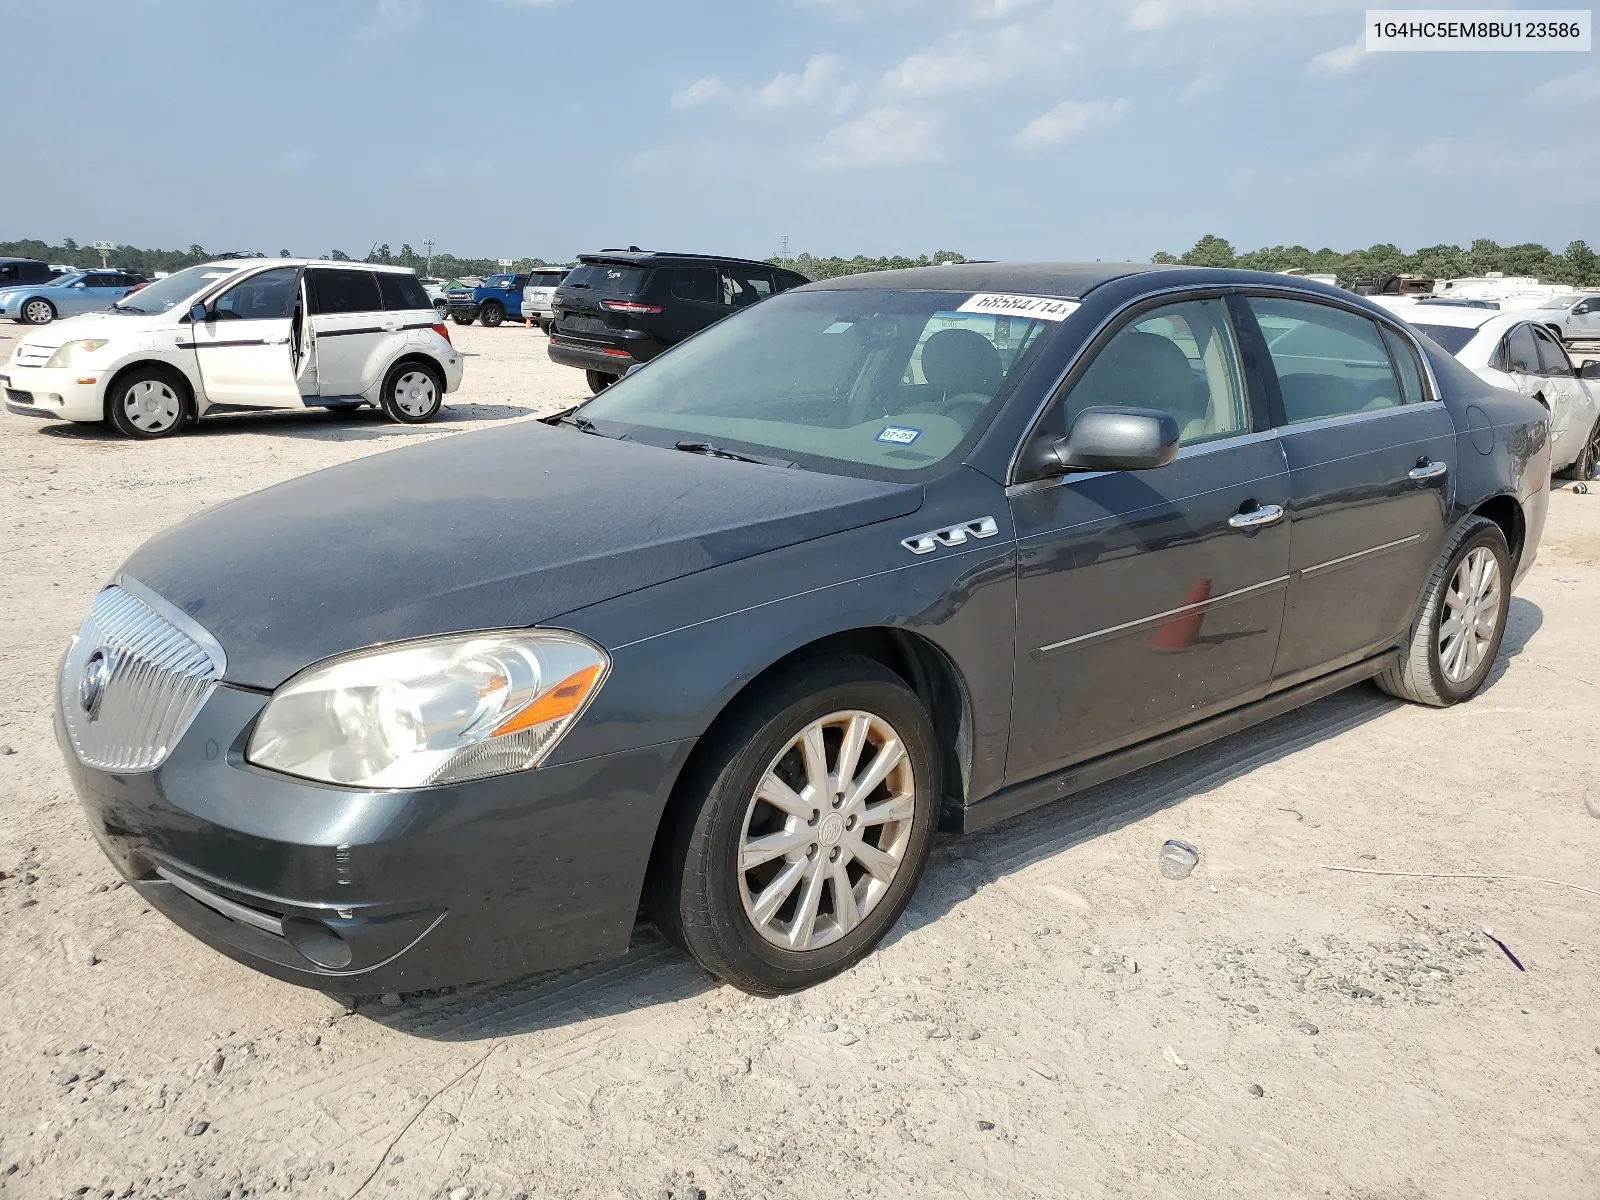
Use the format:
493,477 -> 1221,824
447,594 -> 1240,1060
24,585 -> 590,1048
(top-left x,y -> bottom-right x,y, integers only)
1531,68 -> 1600,104
671,77 -> 728,109
882,22 -> 1071,96
813,106 -> 942,168
1179,69 -> 1225,102
1308,33 -> 1366,75
1013,97 -> 1129,148
357,0 -> 420,40
1128,0 -> 1355,29
758,54 -> 843,106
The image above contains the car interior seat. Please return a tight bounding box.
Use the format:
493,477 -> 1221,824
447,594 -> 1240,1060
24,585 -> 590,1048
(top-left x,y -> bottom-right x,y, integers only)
1067,331 -> 1210,439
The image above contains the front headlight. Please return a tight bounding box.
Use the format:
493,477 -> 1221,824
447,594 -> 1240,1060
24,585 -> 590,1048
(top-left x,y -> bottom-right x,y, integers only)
246,630 -> 609,788
44,339 -> 110,368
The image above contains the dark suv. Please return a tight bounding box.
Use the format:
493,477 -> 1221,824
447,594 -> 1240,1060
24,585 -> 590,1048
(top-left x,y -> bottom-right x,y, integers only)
548,250 -> 809,392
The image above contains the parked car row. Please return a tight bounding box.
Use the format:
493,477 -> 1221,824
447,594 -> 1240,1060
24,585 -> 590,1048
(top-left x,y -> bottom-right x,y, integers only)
4,259 -> 461,438
53,261 -> 1551,996
1,267 -> 150,325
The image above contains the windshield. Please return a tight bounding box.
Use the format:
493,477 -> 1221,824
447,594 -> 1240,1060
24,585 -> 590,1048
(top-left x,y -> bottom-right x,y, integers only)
577,289 -> 1056,478
1411,324 -> 1480,355
113,263 -> 242,314
484,274 -> 515,288
38,271 -> 86,288
1538,294 -> 1581,309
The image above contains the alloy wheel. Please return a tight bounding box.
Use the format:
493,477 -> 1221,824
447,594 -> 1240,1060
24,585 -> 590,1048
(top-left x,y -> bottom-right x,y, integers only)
23,300 -> 52,324
1438,546 -> 1501,683
737,709 -> 917,952
1579,421 -> 1600,480
122,379 -> 181,433
392,370 -> 437,417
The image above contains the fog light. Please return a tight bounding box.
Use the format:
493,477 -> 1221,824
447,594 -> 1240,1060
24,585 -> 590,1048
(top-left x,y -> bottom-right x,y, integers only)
282,916 -> 354,969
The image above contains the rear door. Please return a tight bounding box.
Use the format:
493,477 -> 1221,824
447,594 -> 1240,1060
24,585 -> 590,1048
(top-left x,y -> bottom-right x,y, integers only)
1239,294 -> 1456,686
191,266 -> 304,407
377,270 -> 440,361
1531,323 -> 1589,468
653,267 -> 721,344
306,267 -> 388,397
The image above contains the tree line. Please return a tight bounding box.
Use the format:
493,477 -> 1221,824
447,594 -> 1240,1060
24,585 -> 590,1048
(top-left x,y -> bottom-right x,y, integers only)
4,235 -> 1596,288
1153,234 -> 1600,288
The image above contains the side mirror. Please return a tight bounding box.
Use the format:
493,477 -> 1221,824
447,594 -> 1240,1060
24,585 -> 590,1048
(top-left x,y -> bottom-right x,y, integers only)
1028,406 -> 1182,477
188,302 -> 210,324
1580,360 -> 1600,382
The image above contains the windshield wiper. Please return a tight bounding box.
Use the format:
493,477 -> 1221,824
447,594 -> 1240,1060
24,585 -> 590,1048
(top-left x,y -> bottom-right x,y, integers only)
113,305 -> 146,314
674,440 -> 795,468
541,408 -> 621,438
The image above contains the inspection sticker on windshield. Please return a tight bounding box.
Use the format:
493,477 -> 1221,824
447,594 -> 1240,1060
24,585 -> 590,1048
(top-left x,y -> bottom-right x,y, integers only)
957,293 -> 1080,321
877,425 -> 922,445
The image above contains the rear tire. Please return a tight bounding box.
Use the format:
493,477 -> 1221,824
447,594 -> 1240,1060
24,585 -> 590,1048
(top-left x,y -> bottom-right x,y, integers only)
586,369 -> 614,394
650,654 -> 940,995
379,360 -> 444,424
1557,415 -> 1600,481
108,367 -> 190,439
22,298 -> 55,325
480,302 -> 504,328
1374,516 -> 1511,707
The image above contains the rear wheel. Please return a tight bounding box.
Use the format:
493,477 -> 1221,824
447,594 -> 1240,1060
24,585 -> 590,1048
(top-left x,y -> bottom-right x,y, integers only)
480,301 -> 504,328
379,361 -> 443,424
1374,516 -> 1511,707
650,654 -> 939,995
1558,415 -> 1600,481
21,298 -> 55,325
585,369 -> 615,394
108,367 -> 189,439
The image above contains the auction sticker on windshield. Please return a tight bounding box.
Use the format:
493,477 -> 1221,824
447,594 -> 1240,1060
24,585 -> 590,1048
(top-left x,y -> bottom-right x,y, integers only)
956,293 -> 1081,321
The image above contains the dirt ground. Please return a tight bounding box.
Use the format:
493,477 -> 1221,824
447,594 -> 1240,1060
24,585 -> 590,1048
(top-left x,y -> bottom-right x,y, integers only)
2,321 -> 1598,1200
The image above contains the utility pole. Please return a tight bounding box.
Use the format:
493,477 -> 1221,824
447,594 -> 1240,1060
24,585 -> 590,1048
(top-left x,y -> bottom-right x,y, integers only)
422,238 -> 436,278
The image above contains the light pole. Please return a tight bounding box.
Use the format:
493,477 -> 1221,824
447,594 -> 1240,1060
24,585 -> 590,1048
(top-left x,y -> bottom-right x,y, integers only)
422,238 -> 435,278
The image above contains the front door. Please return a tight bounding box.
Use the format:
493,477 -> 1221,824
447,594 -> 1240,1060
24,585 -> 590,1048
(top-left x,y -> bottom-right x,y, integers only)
1238,294 -> 1456,685
191,266 -> 304,407
1007,295 -> 1291,783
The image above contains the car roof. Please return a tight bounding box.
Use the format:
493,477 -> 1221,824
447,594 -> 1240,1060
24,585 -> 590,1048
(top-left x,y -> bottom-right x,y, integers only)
577,251 -> 796,272
1399,305 -> 1507,330
0,256 -> 48,266
796,261 -> 1183,298
193,258 -> 421,275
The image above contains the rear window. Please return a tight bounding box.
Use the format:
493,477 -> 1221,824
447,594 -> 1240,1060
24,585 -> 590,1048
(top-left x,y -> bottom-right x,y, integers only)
563,264 -> 645,295
1410,324 -> 1478,355
310,269 -> 382,315
378,271 -> 432,311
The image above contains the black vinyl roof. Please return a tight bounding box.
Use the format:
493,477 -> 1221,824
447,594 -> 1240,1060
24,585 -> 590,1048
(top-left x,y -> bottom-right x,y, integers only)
800,261 -> 1177,299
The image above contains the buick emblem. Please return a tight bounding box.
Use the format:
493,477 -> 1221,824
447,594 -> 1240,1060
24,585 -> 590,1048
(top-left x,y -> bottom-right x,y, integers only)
79,649 -> 112,719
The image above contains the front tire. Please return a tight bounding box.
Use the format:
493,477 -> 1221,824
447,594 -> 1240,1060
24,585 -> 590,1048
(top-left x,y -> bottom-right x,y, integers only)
108,367 -> 190,439
651,654 -> 940,995
379,361 -> 443,424
21,298 -> 55,325
1374,516 -> 1511,707
479,301 -> 504,328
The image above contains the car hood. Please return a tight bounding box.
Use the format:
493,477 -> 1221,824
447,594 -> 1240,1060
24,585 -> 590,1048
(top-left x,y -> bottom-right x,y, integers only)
120,423 -> 925,689
17,310 -> 164,349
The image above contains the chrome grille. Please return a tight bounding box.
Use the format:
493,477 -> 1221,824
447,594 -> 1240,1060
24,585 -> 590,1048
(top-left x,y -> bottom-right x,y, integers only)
59,582 -> 226,772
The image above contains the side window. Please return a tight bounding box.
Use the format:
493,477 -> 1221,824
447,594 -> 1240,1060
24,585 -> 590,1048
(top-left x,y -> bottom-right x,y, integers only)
1246,296 -> 1400,423
377,271 -> 431,311
212,267 -> 299,321
1060,297 -> 1249,445
1503,325 -> 1540,375
668,268 -> 718,304
85,274 -> 117,288
310,269 -> 382,315
0,265 -> 16,283
1380,326 -> 1427,403
1531,326 -> 1572,377
719,270 -> 773,308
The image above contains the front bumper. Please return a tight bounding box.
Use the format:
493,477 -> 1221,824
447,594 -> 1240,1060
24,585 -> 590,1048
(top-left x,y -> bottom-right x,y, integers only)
3,364 -> 105,421
59,681 -> 694,992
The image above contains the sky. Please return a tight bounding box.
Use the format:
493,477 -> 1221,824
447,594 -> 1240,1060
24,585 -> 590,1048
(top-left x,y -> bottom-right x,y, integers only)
0,0 -> 1595,264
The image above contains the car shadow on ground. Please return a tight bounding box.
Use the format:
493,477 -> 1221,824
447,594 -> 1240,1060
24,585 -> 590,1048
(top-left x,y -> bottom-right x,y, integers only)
366,609 -> 1558,1044
33,403 -> 537,443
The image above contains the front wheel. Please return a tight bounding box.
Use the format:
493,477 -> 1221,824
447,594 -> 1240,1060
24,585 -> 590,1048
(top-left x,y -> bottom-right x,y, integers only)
1558,415 -> 1600,481
479,302 -> 504,328
21,298 -> 55,325
380,361 -> 443,424
651,654 -> 940,995
1374,516 -> 1511,707
108,368 -> 190,439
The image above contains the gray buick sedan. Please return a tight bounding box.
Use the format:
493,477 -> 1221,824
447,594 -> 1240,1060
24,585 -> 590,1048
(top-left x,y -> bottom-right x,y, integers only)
57,263 -> 1550,996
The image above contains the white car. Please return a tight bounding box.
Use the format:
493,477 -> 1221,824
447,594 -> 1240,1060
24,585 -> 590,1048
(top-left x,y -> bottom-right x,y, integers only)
2,259 -> 463,440
1403,305 -> 1600,478
520,267 -> 570,332
1529,292 -> 1600,344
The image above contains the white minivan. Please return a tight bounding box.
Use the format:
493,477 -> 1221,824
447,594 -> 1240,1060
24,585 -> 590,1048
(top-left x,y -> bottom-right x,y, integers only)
2,259 -> 463,439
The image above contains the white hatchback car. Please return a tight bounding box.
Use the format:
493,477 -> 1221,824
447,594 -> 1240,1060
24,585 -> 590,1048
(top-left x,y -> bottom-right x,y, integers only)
1401,305 -> 1600,478
2,259 -> 463,439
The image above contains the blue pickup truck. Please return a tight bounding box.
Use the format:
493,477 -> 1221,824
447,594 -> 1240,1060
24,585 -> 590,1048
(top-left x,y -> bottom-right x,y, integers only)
444,273 -> 528,327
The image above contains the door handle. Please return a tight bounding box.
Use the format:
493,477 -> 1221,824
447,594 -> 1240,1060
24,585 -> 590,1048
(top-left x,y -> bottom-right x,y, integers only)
1228,503 -> 1284,531
381,321 -> 401,333
1409,460 -> 1448,481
